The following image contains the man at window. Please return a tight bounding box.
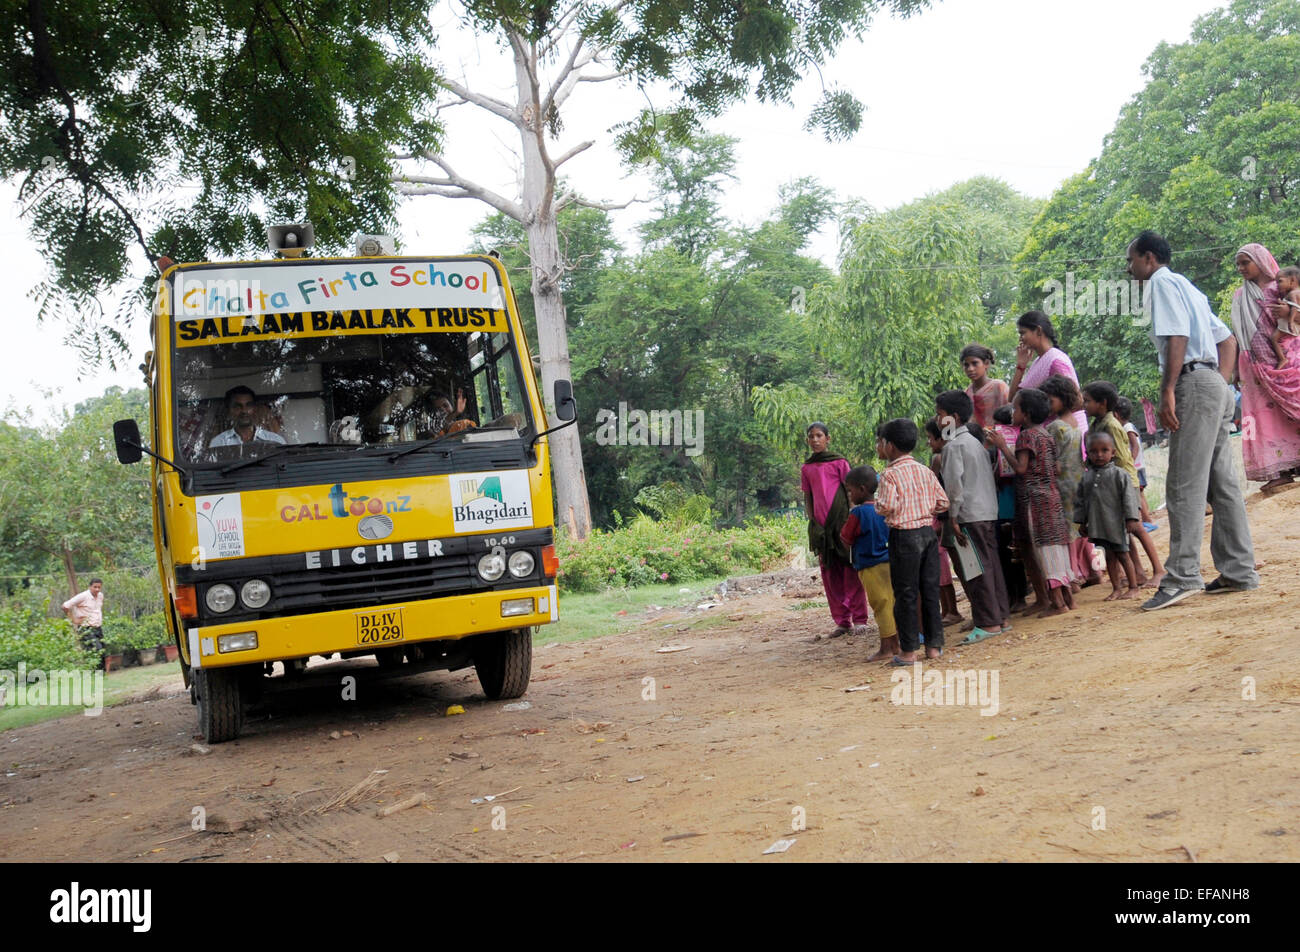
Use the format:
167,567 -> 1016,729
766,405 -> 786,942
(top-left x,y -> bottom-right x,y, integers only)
209,386 -> 287,447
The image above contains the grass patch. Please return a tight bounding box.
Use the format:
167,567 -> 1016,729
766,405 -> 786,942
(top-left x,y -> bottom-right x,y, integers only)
788,599 -> 829,612
536,576 -> 729,647
0,663 -> 183,733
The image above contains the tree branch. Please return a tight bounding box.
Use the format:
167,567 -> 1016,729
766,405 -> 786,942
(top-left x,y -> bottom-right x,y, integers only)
541,35 -> 590,117
552,140 -> 594,169
555,192 -> 646,212
439,75 -> 519,124
539,2 -> 586,58
397,153 -> 527,222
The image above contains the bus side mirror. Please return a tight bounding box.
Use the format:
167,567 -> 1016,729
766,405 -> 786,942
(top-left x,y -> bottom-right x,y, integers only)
553,379 -> 576,422
113,419 -> 143,464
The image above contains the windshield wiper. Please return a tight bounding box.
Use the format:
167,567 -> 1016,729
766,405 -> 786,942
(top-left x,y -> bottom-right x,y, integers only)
219,442 -> 335,475
386,432 -> 457,463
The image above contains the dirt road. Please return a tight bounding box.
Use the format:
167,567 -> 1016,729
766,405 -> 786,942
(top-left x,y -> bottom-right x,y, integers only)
3,490 -> 1298,862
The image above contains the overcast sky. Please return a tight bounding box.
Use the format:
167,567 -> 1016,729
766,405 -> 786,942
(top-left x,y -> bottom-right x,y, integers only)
1,0 -> 1228,422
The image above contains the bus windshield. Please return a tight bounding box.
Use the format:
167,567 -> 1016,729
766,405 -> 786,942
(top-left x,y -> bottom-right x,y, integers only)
173,328 -> 534,466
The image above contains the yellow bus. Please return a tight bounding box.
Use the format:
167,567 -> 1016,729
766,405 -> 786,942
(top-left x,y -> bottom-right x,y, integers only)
114,232 -> 574,742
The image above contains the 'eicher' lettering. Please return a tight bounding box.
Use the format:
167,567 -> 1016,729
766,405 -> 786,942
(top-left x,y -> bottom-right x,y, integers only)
305,538 -> 445,569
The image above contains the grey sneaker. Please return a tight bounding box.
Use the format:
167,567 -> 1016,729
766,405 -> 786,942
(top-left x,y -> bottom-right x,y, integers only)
828,625 -> 851,638
1141,587 -> 1201,611
1204,577 -> 1255,594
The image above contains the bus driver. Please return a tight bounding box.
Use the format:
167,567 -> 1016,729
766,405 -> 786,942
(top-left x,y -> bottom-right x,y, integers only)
209,386 -> 287,448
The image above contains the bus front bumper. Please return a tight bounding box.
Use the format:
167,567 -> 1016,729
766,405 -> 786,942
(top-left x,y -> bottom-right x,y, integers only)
185,584 -> 558,669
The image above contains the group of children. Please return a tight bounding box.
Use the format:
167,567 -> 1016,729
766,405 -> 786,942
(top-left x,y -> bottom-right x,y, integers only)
801,343 -> 1163,665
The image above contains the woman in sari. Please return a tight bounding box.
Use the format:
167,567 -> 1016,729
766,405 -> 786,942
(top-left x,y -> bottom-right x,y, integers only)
1232,243 -> 1300,491
1008,311 -> 1089,433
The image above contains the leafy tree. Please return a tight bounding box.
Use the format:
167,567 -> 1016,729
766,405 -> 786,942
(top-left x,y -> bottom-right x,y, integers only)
2,0 -> 441,361
1015,0 -> 1300,398
817,196 -> 989,428
574,136 -> 833,524
397,0 -> 935,538
0,387 -> 152,596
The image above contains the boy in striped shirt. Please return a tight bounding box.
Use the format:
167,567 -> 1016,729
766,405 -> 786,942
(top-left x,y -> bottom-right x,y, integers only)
873,418 -> 949,663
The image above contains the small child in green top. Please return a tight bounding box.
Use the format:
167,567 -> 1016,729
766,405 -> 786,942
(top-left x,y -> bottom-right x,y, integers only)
1082,381 -> 1165,590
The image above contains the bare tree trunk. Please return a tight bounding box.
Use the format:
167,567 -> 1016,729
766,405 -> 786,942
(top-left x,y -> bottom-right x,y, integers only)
513,33 -> 593,540
522,138 -> 595,535
61,547 -> 79,597
527,215 -> 592,539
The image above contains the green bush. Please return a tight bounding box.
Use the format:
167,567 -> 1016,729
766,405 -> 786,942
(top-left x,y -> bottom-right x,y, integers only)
0,604 -> 96,671
556,513 -> 800,593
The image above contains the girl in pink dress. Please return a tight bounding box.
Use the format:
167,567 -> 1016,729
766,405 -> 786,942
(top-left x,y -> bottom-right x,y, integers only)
1231,244 -> 1300,491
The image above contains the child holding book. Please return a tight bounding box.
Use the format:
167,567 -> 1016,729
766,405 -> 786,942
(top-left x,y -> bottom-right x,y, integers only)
935,390 -> 1011,642
924,419 -> 966,627
839,466 -> 899,661
873,418 -> 949,663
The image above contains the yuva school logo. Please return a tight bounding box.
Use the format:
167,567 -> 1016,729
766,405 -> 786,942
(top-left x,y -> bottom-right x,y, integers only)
452,471 -> 532,530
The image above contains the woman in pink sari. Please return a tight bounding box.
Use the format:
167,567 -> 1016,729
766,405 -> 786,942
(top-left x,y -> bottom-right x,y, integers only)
1232,243 -> 1300,491
1007,310 -> 1100,585
1008,311 -> 1089,433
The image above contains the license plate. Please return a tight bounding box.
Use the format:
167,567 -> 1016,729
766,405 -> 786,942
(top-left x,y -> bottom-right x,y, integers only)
356,608 -> 404,647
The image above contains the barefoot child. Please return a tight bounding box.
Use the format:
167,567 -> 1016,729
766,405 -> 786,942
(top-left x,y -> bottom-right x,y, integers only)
924,419 -> 965,627
802,422 -> 869,638
935,390 -> 1012,642
1075,431 -> 1142,599
987,389 -> 1077,617
1082,381 -> 1164,588
1114,396 -> 1155,526
839,466 -> 899,661
873,418 -> 949,663
1039,374 -> 1101,590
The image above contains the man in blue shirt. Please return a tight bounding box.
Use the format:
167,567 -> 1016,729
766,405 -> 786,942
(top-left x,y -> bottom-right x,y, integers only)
1126,231 -> 1258,610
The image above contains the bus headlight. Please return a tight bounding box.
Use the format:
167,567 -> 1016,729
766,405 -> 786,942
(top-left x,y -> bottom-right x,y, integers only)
206,584 -> 237,614
477,552 -> 506,581
508,551 -> 535,578
241,578 -> 272,609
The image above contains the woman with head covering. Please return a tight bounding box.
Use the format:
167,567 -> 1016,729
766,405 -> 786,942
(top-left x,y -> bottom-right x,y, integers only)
1232,243 -> 1300,491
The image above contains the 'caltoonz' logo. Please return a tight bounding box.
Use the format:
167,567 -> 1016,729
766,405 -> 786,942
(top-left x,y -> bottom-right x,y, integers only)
280,484 -> 412,523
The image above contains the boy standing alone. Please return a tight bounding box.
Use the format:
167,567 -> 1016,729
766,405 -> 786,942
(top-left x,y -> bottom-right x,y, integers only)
873,419 -> 949,663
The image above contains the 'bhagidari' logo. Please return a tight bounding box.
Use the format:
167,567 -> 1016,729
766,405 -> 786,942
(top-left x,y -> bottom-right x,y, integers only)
450,471 -> 532,531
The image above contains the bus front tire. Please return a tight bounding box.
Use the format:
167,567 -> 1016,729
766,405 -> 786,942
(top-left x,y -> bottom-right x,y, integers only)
473,628 -> 532,700
195,667 -> 244,743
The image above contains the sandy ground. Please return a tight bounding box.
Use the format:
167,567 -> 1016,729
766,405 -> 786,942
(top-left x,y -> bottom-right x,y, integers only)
2,487 -> 1298,863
